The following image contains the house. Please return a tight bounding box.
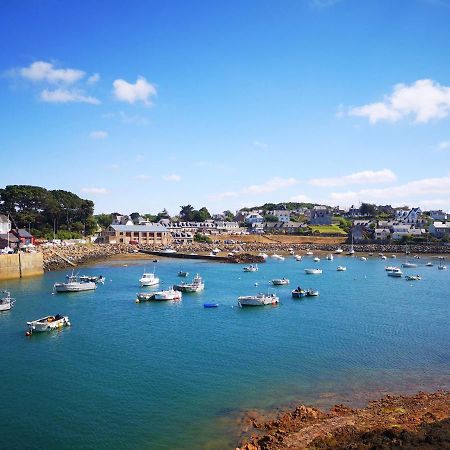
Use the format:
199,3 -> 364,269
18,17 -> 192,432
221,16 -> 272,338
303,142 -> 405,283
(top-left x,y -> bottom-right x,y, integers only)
429,221 -> 450,238
0,215 -> 11,234
245,213 -> 264,225
351,224 -> 371,243
395,207 -> 422,224
11,229 -> 35,246
0,232 -> 19,250
214,221 -> 240,233
102,224 -> 172,245
309,206 -> 332,225
344,205 -> 362,218
391,225 -> 424,240
374,228 -> 391,240
429,210 -> 448,221
266,210 -> 291,223
111,214 -> 134,226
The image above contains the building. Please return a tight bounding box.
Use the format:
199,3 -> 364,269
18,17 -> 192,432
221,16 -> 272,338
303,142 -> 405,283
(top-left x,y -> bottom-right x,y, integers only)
374,228 -> 391,240
0,232 -> 19,250
395,207 -> 422,224
111,214 -> 134,226
245,213 -> 264,225
429,221 -> 450,238
391,225 -> 424,240
309,206 -> 332,225
266,210 -> 291,223
429,210 -> 448,221
102,224 -> 172,245
0,215 -> 11,234
11,229 -> 34,246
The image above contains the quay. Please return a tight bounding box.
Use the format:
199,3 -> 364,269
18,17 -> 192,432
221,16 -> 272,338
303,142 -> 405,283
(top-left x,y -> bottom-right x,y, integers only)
139,250 -> 264,264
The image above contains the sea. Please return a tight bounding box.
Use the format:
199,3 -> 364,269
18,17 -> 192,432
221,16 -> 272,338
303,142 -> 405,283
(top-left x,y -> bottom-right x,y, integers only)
1,254 -> 449,449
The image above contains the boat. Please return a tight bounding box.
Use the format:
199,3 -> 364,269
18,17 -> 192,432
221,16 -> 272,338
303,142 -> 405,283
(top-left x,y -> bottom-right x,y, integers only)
313,256 -> 320,262
325,254 -> 333,261
401,262 -> 417,268
135,292 -> 156,302
305,251 -> 314,256
153,288 -> 182,301
304,268 -> 322,275
271,278 -> 289,286
334,248 -> 343,254
305,289 -> 319,297
271,254 -> 285,261
381,255 -> 387,260
385,266 -> 397,272
426,262 -> 433,267
174,274 -> 205,293
291,287 -> 307,298
438,260 -> 447,270
405,275 -> 421,281
336,266 -> 346,271
243,264 -> 258,272
387,267 -> 403,277
294,255 -> 302,261
360,256 -> 367,261
26,314 -> 70,335
0,290 -> 15,311
79,275 -> 105,284
238,293 -> 279,307
161,248 -> 177,254
258,252 -> 269,259
203,303 -> 219,308
390,254 -> 397,258
178,271 -> 189,277
139,272 -> 160,287
54,272 -> 97,293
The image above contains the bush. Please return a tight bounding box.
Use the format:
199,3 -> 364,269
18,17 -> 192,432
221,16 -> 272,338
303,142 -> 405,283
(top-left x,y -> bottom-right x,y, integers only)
194,233 -> 212,243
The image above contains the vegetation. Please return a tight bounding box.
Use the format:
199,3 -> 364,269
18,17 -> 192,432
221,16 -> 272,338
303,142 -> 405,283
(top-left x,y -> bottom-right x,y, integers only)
0,185 -> 96,238
338,217 -> 352,233
309,224 -> 347,235
194,233 -> 212,243
179,205 -> 211,222
263,214 -> 279,222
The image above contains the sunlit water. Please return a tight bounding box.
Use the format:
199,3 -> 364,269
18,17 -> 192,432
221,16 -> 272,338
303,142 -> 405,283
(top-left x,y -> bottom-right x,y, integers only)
1,255 -> 449,449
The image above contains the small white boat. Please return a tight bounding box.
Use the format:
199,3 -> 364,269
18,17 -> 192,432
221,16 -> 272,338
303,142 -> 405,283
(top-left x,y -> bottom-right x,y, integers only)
271,254 -> 285,261
79,275 -> 105,284
405,275 -> 421,281
360,256 -> 367,261
289,250 -> 295,255
426,262 -> 433,267
313,257 -> 320,262
54,273 -> 97,293
438,263 -> 447,270
161,248 -> 177,254
304,268 -> 322,275
390,254 -> 397,259
238,293 -> 279,307
325,254 -> 334,261
401,262 -> 417,268
139,272 -> 160,287
174,274 -> 204,293
271,278 -> 289,286
212,248 -> 221,254
294,255 -> 302,261
347,234 -> 355,255
334,248 -> 343,254
243,264 -> 258,272
381,255 -> 387,260
0,290 -> 15,311
336,266 -> 346,272
385,266 -> 397,272
387,267 -> 403,277
178,271 -> 189,277
305,251 -> 314,256
258,252 -> 269,259
305,289 -> 319,297
154,287 -> 182,301
26,314 -> 70,335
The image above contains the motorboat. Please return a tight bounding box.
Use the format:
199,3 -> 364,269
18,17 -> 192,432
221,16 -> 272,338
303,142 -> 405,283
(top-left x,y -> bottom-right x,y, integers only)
438,262 -> 447,270
334,248 -> 343,254
178,271 -> 189,277
135,292 -> 156,303
305,251 -> 314,256
426,262 -> 433,267
360,256 -> 367,261
325,254 -> 333,261
174,274 -> 205,293
271,278 -> 289,286
405,275 -> 421,281
313,257 -> 320,262
381,255 -> 387,260
238,293 -> 279,307
336,266 -> 346,271
390,254 -> 397,258
153,288 -> 182,301
385,266 -> 397,272
161,248 -> 177,254
271,254 -> 285,261
139,272 -> 160,287
54,273 -> 97,293
26,314 -> 70,335
212,248 -> 221,254
0,290 -> 15,311
401,262 -> 417,268
258,252 -> 269,259
243,264 -> 258,272
305,289 -> 319,297
294,255 -> 302,261
291,287 -> 307,298
304,268 -> 322,275
387,267 -> 403,277
79,275 -> 105,284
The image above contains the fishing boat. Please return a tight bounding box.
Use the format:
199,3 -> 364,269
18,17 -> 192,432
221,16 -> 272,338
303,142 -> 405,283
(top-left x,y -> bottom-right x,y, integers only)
334,248 -> 343,254
238,293 -> 279,307
135,292 -> 156,302
178,271 -> 189,277
305,289 -> 319,297
325,254 -> 333,261
426,262 -> 433,267
243,264 -> 258,272
385,266 -> 397,272
304,268 -> 322,275
79,275 -> 105,284
153,288 -> 182,301
161,248 -> 177,254
360,256 -> 367,261
405,275 -> 421,281
174,274 -> 205,293
258,252 -> 269,259
271,254 -> 285,261
271,278 -> 289,286
294,255 -> 302,261
0,290 -> 15,311
336,265 -> 346,271
313,256 -> 320,262
139,271 -> 160,287
291,287 -> 307,298
387,267 -> 403,277
26,314 -> 70,335
401,262 -> 417,268
54,272 -> 97,293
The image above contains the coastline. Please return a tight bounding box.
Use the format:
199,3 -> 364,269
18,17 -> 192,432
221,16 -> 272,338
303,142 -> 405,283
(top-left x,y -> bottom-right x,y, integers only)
237,391 -> 450,449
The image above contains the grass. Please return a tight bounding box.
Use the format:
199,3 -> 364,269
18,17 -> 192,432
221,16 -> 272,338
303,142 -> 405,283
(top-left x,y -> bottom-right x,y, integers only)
309,225 -> 348,235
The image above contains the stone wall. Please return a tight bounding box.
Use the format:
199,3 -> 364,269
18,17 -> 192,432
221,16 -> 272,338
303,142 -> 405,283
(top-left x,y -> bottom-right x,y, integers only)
0,252 -> 44,280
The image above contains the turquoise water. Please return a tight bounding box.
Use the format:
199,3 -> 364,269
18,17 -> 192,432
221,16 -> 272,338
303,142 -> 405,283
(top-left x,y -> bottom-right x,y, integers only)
1,255 -> 450,449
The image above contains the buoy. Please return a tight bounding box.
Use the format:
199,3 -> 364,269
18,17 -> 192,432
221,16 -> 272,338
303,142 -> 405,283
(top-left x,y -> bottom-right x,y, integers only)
25,331 -> 31,337
135,299 -> 140,303
254,282 -> 258,286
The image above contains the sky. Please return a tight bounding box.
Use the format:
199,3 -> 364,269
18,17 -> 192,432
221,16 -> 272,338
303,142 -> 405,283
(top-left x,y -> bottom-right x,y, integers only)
1,0 -> 450,215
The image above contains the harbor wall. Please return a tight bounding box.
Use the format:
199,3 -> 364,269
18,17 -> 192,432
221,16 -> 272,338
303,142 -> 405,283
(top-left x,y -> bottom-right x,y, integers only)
0,253 -> 44,281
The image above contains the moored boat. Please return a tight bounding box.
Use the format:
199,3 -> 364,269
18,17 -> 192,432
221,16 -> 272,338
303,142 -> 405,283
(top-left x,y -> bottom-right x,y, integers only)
360,256 -> 367,261
271,254 -> 285,261
426,262 -> 433,267
313,256 -> 320,262
0,290 -> 15,311
402,262 -> 417,268
243,264 -> 258,272
238,293 -> 279,307
405,275 -> 421,281
271,278 -> 289,286
139,272 -> 160,287
136,292 -> 156,302
54,273 -> 97,293
174,274 -> 205,293
336,265 -> 346,271
387,267 -> 403,277
294,255 -> 302,261
325,254 -> 333,261
178,271 -> 189,277
291,287 -> 307,298
334,248 -> 343,254
304,268 -> 322,275
305,289 -> 319,297
203,303 -> 219,308
26,314 -> 70,335
153,288 -> 182,301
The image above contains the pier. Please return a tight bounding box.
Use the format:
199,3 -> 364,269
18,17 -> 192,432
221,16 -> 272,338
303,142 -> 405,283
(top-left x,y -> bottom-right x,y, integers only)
139,250 -> 264,263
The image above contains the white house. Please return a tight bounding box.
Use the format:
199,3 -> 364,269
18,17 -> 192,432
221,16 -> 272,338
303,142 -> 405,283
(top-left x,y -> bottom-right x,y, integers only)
391,224 -> 424,240
429,221 -> 450,237
111,214 -> 134,226
245,213 -> 264,225
0,215 -> 11,234
267,210 -> 291,223
429,210 -> 448,221
374,228 -> 391,240
395,207 -> 422,224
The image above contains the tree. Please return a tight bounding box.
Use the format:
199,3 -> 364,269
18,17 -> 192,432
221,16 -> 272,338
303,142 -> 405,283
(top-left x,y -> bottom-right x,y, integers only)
179,205 -> 195,221
95,213 -> 113,229
264,214 -> 279,222
130,212 -> 141,224
223,210 -> 234,222
194,206 -> 211,222
156,209 -> 171,221
360,203 -> 376,217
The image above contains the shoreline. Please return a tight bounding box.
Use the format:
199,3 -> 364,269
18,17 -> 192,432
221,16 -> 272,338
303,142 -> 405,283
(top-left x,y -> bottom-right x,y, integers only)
237,390 -> 450,449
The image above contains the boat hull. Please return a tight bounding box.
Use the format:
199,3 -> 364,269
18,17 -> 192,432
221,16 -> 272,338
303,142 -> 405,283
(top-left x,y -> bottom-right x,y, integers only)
54,282 -> 96,292
27,315 -> 70,333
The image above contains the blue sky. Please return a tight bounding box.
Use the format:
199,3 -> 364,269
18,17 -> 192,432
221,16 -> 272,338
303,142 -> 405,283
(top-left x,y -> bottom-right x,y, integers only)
1,0 -> 450,215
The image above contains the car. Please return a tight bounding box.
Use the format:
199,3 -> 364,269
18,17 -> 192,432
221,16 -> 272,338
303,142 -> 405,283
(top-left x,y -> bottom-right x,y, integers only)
129,240 -> 139,245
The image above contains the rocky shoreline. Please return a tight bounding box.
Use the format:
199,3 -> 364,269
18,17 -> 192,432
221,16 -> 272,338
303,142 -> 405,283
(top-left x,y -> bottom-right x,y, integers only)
39,241 -> 450,272
237,391 -> 450,449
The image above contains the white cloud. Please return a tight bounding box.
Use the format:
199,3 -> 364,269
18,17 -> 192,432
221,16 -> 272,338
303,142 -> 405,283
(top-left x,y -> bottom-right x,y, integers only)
41,88 -> 100,104
81,187 -> 109,195
243,177 -> 299,194
19,61 -> 85,84
309,169 -> 396,187
113,76 -> 157,105
289,194 -> 310,202
135,174 -> 151,181
348,79 -> 450,123
438,140 -> 450,150
106,163 -> 120,171
87,73 -> 100,84
163,174 -> 181,182
89,130 -> 108,140
252,140 -> 268,149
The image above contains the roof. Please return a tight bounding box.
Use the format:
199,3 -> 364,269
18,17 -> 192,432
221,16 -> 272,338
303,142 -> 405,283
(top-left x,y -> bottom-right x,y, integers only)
15,229 -> 33,238
0,214 -> 10,223
110,224 -> 168,233
0,233 -> 20,243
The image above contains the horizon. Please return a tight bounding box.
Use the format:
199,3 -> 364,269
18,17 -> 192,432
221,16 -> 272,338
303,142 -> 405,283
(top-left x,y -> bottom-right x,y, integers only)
1,0 -> 450,214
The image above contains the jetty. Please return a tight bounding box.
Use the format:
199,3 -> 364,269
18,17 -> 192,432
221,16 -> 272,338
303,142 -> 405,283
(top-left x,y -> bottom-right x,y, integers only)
139,250 -> 264,264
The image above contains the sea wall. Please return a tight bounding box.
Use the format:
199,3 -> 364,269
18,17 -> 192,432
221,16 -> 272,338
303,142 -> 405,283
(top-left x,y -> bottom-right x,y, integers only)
0,252 -> 44,281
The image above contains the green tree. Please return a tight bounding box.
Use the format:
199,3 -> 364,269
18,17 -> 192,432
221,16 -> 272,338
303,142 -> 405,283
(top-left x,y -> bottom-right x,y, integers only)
179,205 -> 195,221
264,214 -> 279,222
95,213 -> 113,229
193,206 -> 211,222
